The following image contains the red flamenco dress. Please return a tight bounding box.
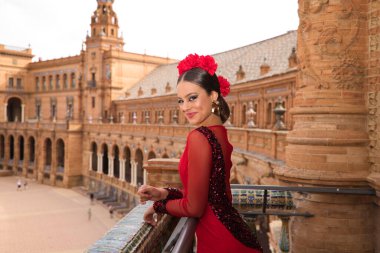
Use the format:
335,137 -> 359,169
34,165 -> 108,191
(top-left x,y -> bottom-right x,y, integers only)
153,125 -> 262,253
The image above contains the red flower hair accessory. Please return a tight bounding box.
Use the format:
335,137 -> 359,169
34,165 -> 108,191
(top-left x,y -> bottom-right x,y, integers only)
218,76 -> 230,97
177,53 -> 218,76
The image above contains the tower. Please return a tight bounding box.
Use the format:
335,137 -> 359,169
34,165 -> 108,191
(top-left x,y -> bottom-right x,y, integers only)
84,0 -> 124,122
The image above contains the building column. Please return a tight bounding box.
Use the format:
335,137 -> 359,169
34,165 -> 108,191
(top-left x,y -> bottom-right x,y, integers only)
119,159 -> 125,181
108,156 -> 114,177
88,152 -> 92,171
21,104 -> 25,122
97,154 -> 102,173
131,161 -> 137,186
4,103 -> 7,122
274,1 -> 373,252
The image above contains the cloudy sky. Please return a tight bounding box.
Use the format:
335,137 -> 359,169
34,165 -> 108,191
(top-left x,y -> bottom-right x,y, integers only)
0,0 -> 299,61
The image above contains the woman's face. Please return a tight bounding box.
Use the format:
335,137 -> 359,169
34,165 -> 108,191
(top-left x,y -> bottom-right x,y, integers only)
177,81 -> 217,126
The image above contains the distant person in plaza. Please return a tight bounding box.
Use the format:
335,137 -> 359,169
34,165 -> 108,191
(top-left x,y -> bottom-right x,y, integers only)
89,192 -> 94,204
137,54 -> 262,253
23,180 -> 28,190
16,178 -> 22,191
109,206 -> 114,219
88,207 -> 92,221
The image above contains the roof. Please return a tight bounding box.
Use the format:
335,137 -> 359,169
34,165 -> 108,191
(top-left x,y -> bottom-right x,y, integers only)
121,30 -> 297,100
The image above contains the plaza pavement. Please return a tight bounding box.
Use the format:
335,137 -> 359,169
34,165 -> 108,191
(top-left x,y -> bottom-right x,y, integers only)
0,176 -> 119,253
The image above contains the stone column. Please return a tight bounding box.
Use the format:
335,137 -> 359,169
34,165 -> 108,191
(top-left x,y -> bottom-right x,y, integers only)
97,154 -> 102,173
4,103 -> 7,122
119,159 -> 125,181
275,1 -> 374,252
88,152 -> 92,171
131,161 -> 137,186
108,156 -> 114,177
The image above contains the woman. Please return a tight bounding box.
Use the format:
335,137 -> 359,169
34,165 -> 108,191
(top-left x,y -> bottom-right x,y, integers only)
137,54 -> 262,253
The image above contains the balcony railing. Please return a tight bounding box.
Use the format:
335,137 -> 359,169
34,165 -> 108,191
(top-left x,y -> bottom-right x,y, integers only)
161,185 -> 376,253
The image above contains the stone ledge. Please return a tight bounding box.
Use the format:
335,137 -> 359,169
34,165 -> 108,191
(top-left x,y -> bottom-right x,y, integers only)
86,203 -> 151,253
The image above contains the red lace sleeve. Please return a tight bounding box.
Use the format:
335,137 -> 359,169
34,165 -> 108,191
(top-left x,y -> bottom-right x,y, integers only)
163,130 -> 212,217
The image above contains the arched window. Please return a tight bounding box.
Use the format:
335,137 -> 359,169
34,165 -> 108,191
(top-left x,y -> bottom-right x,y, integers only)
56,139 -> 65,173
44,139 -> 52,172
7,97 -> 22,122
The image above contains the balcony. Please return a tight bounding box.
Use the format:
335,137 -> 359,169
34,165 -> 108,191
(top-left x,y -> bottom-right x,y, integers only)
85,159 -> 376,253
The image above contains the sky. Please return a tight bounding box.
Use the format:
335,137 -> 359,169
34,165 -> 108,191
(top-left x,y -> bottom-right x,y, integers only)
0,0 -> 299,62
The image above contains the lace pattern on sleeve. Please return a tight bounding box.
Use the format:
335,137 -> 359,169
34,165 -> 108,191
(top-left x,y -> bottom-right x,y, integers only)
153,187 -> 183,214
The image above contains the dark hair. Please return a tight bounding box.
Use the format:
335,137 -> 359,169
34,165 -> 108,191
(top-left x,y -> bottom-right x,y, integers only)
177,68 -> 230,123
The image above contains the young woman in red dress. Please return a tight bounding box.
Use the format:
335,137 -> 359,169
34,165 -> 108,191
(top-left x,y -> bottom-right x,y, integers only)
137,54 -> 263,253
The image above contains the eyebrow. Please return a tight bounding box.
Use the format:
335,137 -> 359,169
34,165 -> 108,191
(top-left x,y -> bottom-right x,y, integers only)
177,92 -> 198,99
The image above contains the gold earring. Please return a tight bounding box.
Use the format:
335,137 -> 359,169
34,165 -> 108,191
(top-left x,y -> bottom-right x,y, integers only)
211,101 -> 219,114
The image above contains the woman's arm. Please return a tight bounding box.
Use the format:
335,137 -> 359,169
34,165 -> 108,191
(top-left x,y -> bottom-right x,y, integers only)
155,130 -> 212,217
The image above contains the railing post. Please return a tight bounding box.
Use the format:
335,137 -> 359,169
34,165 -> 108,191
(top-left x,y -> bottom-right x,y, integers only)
279,216 -> 290,253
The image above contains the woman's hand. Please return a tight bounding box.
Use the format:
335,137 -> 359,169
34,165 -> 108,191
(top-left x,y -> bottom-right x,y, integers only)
143,206 -> 157,226
137,185 -> 168,204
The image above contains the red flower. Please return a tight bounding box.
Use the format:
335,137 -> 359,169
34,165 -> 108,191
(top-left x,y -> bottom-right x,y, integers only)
177,53 -> 218,76
218,76 -> 230,97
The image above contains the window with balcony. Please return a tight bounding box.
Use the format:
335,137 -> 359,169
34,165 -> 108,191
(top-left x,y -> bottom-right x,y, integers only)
8,77 -> 14,88
16,78 -> 22,89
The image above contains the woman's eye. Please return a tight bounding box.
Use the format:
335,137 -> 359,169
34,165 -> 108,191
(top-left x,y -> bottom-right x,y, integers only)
189,95 -> 198,101
177,99 -> 184,104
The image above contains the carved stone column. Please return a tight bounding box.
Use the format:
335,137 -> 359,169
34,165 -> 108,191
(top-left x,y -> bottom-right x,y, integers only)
275,1 -> 374,252
367,0 -> 380,250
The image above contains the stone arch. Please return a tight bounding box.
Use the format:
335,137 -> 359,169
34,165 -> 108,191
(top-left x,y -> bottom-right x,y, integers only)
44,138 -> 52,171
123,146 -> 131,182
90,142 -> 98,171
7,97 -> 22,122
56,139 -> 65,173
101,143 -> 109,174
135,148 -> 144,185
148,151 -> 156,160
112,145 -> 120,178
